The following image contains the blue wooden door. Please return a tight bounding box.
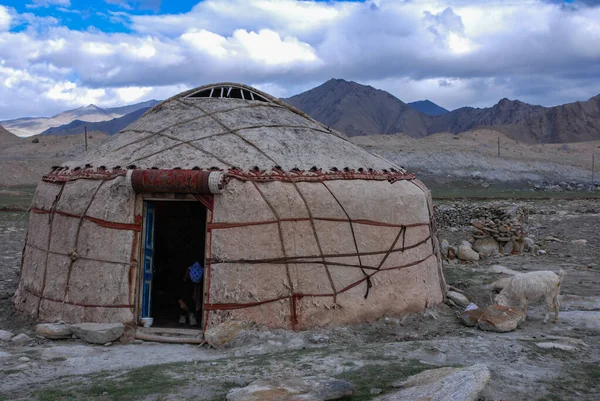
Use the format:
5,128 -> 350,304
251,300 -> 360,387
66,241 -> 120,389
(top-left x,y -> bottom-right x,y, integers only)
141,201 -> 156,318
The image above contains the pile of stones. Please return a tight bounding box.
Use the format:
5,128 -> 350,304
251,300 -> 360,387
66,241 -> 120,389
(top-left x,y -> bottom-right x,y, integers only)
434,203 -> 531,229
440,205 -> 531,261
470,206 -> 528,255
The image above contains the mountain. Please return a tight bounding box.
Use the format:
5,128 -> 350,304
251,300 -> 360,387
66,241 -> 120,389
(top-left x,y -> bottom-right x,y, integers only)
0,125 -> 21,145
285,78 -> 430,137
41,107 -> 152,136
1,100 -> 159,137
286,79 -> 600,143
429,96 -> 600,143
407,100 -> 449,116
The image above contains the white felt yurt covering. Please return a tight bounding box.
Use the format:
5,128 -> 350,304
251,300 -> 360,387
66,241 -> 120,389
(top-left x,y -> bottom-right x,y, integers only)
14,83 -> 445,331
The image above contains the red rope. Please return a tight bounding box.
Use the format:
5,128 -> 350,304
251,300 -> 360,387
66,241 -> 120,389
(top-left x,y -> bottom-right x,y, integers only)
207,218 -> 429,230
25,287 -> 133,309
31,208 -> 141,232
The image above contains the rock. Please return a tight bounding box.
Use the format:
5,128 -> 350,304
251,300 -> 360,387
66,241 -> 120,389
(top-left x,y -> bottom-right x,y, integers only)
371,388 -> 383,395
460,240 -> 472,249
535,342 -> 577,352
69,323 -> 124,344
545,236 -> 562,242
477,305 -> 525,332
440,239 -> 450,258
557,311 -> 600,330
36,323 -> 72,340
204,320 -> 251,348
523,237 -> 535,252
488,265 -> 518,275
446,291 -> 469,308
457,245 -> 479,262
560,295 -> 600,311
17,356 -> 31,362
571,239 -> 587,245
472,238 -> 499,257
226,376 -> 354,401
502,241 -> 514,254
459,309 -> 483,327
376,364 -> 490,401
307,333 -> 330,344
0,330 -> 14,342
537,249 -> 547,255
449,227 -> 459,233
11,333 -> 33,345
133,339 -> 144,345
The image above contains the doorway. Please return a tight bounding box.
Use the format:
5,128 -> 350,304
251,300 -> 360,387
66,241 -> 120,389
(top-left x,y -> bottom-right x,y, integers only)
141,200 -> 207,328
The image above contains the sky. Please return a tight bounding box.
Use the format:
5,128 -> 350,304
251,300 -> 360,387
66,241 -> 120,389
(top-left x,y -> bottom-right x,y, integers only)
0,0 -> 599,120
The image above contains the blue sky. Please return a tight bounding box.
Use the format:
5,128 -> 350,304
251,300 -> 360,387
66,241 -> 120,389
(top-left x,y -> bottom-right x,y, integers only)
3,0 -> 200,33
0,0 -> 599,122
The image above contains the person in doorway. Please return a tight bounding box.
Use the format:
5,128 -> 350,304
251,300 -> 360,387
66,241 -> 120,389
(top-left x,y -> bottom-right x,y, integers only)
177,261 -> 204,326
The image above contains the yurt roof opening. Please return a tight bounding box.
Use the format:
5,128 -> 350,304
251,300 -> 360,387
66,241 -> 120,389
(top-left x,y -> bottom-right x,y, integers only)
14,82 -> 446,337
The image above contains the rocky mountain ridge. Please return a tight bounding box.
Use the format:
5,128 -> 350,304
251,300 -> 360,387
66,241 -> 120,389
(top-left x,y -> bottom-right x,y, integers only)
285,78 -> 431,137
287,79 -> 600,143
41,106 -> 153,136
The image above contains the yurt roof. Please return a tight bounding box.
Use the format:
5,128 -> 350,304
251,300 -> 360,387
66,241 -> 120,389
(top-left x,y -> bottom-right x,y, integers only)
57,82 -> 405,176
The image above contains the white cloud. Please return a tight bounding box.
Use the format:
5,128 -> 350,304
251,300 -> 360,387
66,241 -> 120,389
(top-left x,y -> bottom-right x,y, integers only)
0,6 -> 12,31
180,28 -> 318,65
1,0 -> 600,120
26,0 -> 71,9
115,86 -> 152,103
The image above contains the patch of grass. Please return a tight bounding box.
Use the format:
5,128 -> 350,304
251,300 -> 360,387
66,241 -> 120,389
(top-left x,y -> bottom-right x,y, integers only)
0,186 -> 35,209
33,363 -> 189,401
36,388 -> 76,401
2,369 -> 24,375
335,359 -> 439,400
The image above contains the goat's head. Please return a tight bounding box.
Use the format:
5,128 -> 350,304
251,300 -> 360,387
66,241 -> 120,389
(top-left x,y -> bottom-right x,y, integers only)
494,293 -> 510,306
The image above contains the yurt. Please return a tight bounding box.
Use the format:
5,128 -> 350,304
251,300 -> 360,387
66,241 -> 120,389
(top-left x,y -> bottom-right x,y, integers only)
14,83 -> 445,334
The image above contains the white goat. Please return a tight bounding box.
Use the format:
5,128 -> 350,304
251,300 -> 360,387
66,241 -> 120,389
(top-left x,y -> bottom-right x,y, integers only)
494,269 -> 565,324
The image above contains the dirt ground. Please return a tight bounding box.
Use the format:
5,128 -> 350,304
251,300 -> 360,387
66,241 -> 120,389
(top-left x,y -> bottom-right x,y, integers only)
0,198 -> 599,401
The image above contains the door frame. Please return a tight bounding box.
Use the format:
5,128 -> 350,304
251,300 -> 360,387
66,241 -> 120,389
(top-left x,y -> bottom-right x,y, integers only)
136,195 -> 210,327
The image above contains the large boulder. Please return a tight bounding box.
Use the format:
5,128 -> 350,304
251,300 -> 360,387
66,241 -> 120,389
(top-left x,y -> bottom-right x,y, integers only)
36,323 -> 72,340
557,311 -> 600,330
457,245 -> 479,262
69,323 -> 124,344
10,333 -> 33,345
446,291 -> 469,308
477,305 -> 525,332
226,376 -> 354,401
472,238 -> 499,257
205,320 -> 251,348
372,364 -> 490,401
0,329 -> 14,342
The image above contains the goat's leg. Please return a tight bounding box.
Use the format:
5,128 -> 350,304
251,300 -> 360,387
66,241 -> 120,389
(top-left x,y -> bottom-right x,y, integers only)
520,298 -> 527,320
553,293 -> 560,323
543,296 -> 553,324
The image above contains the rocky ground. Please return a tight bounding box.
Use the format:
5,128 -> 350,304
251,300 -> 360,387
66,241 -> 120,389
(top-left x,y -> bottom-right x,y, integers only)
0,198 -> 599,401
